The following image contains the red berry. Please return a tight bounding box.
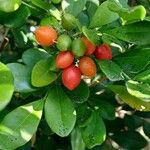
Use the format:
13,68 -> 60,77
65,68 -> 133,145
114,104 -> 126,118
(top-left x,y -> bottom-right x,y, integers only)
62,65 -> 81,90
95,44 -> 112,60
56,51 -> 74,69
82,37 -> 96,56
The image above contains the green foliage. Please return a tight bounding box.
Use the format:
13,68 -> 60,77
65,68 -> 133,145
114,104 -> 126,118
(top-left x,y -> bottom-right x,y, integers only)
0,0 -> 150,149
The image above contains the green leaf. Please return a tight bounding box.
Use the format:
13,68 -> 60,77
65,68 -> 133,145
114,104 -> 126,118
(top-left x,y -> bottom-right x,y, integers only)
44,84 -> 76,137
82,26 -> 99,45
108,0 -> 146,25
126,80 -> 150,102
106,21 -> 150,46
65,80 -> 90,103
89,97 -> 115,120
143,122 -> 150,138
114,48 -> 150,77
31,58 -> 57,87
71,127 -> 85,150
81,112 -> 106,148
3,5 -> 30,28
98,60 -> 125,81
109,85 -> 150,111
22,48 -> 49,67
0,100 -> 43,150
134,69 -> 150,84
0,62 -> 14,111
62,0 -> 87,17
0,0 -> 21,12
112,131 -> 147,150
7,63 -> 35,93
90,1 -> 119,28
31,0 -> 50,10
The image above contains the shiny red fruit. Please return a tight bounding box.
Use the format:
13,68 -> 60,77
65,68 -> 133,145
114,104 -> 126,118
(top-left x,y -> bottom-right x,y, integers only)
82,37 -> 96,55
95,44 -> 112,60
62,65 -> 81,90
56,51 -> 74,69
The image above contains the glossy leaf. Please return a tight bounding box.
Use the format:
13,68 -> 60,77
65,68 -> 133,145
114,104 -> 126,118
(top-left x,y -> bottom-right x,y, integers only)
31,58 -> 57,87
0,62 -> 14,111
7,63 -> 35,93
126,80 -> 150,102
81,112 -> 106,148
71,127 -> 85,150
90,1 -> 119,28
62,0 -> 87,17
109,85 -> 150,111
98,60 -> 125,81
44,84 -> 76,137
0,100 -> 43,150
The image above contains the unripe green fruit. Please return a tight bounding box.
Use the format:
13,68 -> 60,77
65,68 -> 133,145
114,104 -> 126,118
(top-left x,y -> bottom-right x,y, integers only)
61,13 -> 77,30
72,38 -> 86,57
57,34 -> 72,51
0,0 -> 21,12
51,0 -> 61,4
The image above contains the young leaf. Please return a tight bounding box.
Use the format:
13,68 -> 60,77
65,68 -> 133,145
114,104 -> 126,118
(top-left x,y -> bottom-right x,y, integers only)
71,127 -> 85,150
0,100 -> 44,150
90,1 -> 119,28
98,60 -> 125,81
81,112 -> 106,148
109,85 -> 150,111
126,80 -> 150,102
44,84 -> 76,137
0,62 -> 14,111
62,0 -> 87,17
7,63 -> 35,93
31,58 -> 57,87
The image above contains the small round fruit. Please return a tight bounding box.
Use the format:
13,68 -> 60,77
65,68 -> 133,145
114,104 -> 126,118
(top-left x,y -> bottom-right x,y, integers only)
79,56 -> 97,77
72,38 -> 86,57
56,51 -> 74,69
56,34 -> 72,51
62,65 -> 81,90
82,37 -> 96,55
51,0 -> 61,4
34,26 -> 57,46
95,44 -> 112,60
62,13 -> 77,30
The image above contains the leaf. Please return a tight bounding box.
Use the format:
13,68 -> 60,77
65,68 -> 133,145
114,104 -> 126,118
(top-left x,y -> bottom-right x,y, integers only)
90,1 -> 119,28
78,12 -> 89,27
62,0 -> 87,17
0,62 -> 14,111
0,100 -> 43,150
114,48 -> 150,77
108,0 -> 146,25
71,127 -> 85,150
89,97 -> 115,120
0,0 -> 21,12
7,63 -> 35,93
81,112 -> 106,148
143,122 -> 150,138
44,84 -> 76,137
108,85 -> 150,111
98,60 -> 125,81
22,48 -> 49,67
65,80 -> 90,103
106,21 -> 150,46
112,131 -> 147,150
134,69 -> 150,84
3,5 -> 30,28
31,58 -> 57,87
82,26 -> 99,45
126,80 -> 150,102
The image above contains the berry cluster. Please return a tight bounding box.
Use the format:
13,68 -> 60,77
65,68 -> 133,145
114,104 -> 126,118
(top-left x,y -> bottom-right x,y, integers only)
35,26 -> 112,90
